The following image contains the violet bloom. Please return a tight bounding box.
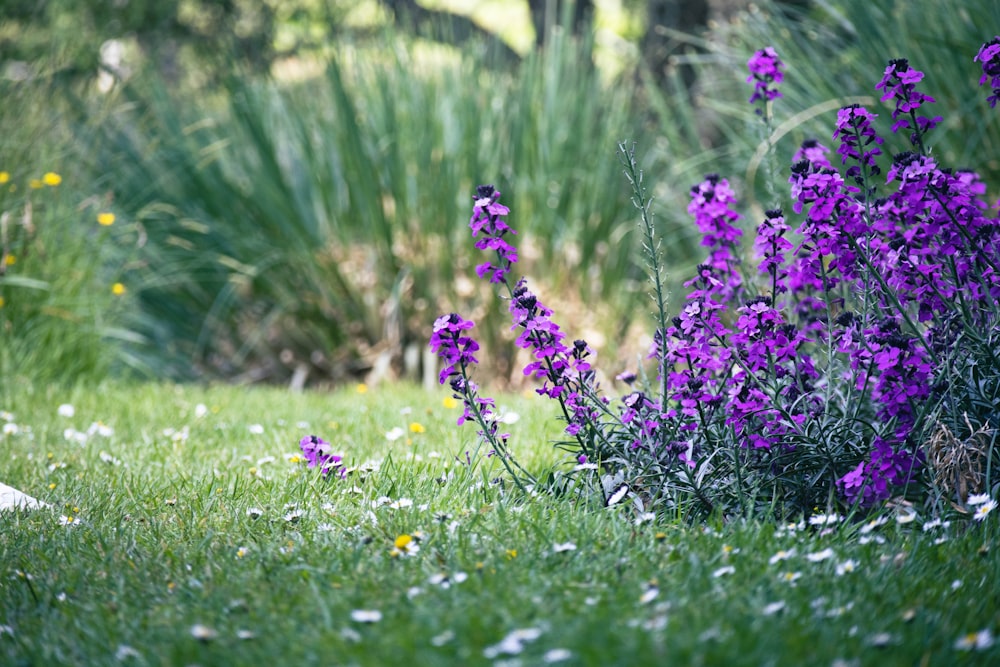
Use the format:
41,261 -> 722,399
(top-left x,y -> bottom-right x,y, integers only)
832,105 -> 884,183
688,174 -> 743,300
792,139 -> 833,170
299,435 -> 343,477
470,184 -> 518,284
838,437 -> 921,506
875,59 -> 941,148
975,36 -> 1000,107
754,208 -> 792,288
430,313 -> 480,385
747,46 -> 785,107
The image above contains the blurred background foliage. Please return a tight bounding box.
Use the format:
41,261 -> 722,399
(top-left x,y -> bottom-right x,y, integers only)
2,0 -> 999,393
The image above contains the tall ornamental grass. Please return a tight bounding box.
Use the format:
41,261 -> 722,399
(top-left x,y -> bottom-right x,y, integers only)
83,27 -> 688,385
431,38 -> 1000,522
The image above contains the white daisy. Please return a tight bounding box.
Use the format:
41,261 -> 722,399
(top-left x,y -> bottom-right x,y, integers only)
967,493 -> 992,506
973,499 -> 997,521
57,404 -> 75,418
955,629 -> 994,651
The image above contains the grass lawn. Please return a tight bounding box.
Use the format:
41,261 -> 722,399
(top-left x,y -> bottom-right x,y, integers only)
1,382 -> 997,666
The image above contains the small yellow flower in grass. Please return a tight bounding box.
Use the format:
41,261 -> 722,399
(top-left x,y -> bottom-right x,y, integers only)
505,548 -> 518,560
29,179 -> 44,189
97,212 -> 115,226
236,547 -> 248,559
390,534 -> 420,557
0,296 -> 5,309
0,171 -> 9,184
42,172 -> 62,186
49,483 -> 56,490
442,396 -> 458,409
4,255 -> 15,266
409,422 -> 425,434
111,282 -> 126,296
356,383 -> 368,394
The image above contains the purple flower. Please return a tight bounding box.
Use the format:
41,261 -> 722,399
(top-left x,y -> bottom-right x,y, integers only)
747,46 -> 785,107
975,36 -> 1000,107
430,313 -> 480,385
470,184 -> 518,284
687,174 -> 743,300
837,437 -> 921,506
832,105 -> 884,182
875,59 -> 941,148
754,208 -> 792,288
299,435 -> 344,477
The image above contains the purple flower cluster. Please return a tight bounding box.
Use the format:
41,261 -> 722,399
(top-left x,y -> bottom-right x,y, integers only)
299,435 -> 344,477
975,36 -> 1000,107
837,436 -> 921,506
429,313 -> 496,427
747,46 -> 785,107
687,174 -> 743,301
875,58 -> 941,149
430,43 -> 1000,516
470,184 -> 518,284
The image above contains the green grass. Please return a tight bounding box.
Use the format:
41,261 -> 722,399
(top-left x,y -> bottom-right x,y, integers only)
2,382 -> 998,665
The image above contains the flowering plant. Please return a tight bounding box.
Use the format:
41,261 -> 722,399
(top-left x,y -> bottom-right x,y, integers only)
429,39 -> 1000,520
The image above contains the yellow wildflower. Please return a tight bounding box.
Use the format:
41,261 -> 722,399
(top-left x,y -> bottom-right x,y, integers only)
409,422 -> 425,433
112,282 -> 126,296
0,171 -> 8,184
97,212 -> 115,226
42,172 -> 62,186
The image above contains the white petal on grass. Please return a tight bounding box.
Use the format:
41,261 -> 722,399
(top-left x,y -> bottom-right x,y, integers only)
431,629 -> 455,646
808,513 -> 841,526
552,542 -> 577,553
189,624 -> 218,641
0,624 -> 13,636
967,493 -> 991,506
543,648 -> 573,663
114,644 -> 141,660
483,628 -> 543,659
194,403 -> 209,418
769,549 -> 796,565
57,404 -> 75,418
712,565 -> 735,578
388,498 -> 413,510
762,601 -> 786,616
246,507 -> 263,519
806,548 -> 835,563
248,424 -> 264,435
283,509 -> 304,523
895,508 -> 918,524
639,585 -> 659,604
236,629 -> 256,640
350,609 -> 382,623
385,427 -> 405,441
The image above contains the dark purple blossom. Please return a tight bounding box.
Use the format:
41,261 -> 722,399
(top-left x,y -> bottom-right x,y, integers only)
470,184 -> 518,284
875,59 -> 941,149
975,36 -> 1000,107
754,208 -> 792,290
838,437 -> 921,506
832,105 -> 884,182
430,313 -> 480,385
747,46 -> 785,107
299,435 -> 344,477
688,174 -> 743,300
